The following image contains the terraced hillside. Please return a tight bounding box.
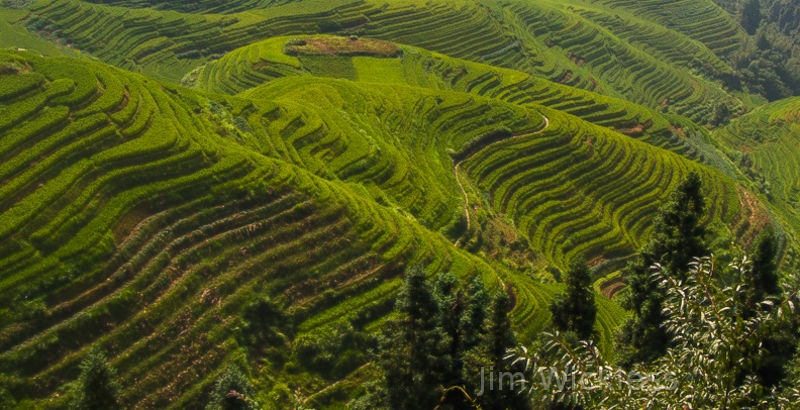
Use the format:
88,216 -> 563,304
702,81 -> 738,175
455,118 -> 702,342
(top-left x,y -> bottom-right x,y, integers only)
715,97 -> 800,269
588,0 -> 744,57
0,49 -> 665,407
79,0 -> 302,14
233,73 -> 744,268
0,49 -> 502,407
9,0 -> 748,121
1,0 -> 796,407
194,35 -> 727,164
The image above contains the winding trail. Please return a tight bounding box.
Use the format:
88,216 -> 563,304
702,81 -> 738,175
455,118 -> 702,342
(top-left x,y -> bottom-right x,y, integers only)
453,114 -> 550,246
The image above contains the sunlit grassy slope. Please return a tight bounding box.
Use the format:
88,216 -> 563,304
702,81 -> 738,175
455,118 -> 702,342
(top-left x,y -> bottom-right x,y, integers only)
10,0 -> 747,122
239,72 -> 744,266
714,97 -> 800,269
0,0 -> 794,406
0,45 -> 756,405
194,35 -> 730,165
0,49 -> 660,407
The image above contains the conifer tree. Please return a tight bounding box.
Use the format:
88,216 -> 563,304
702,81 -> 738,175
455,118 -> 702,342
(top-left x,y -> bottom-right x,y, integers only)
550,259 -> 597,340
69,347 -> 121,410
433,272 -> 466,385
473,291 -> 528,410
485,291 -> 515,377
746,229 -> 780,310
377,265 -> 447,410
460,275 -> 489,352
739,229 -> 792,387
618,172 -> 708,365
741,0 -> 762,35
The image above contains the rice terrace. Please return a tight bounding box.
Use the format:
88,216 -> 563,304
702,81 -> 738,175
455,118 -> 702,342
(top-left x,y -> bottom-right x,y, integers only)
1,0 -> 800,408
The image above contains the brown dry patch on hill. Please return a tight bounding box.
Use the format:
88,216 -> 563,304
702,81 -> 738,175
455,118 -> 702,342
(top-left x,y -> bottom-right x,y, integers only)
618,119 -> 653,137
736,186 -> 771,247
599,274 -> 626,300
284,36 -> 400,57
670,124 -> 686,138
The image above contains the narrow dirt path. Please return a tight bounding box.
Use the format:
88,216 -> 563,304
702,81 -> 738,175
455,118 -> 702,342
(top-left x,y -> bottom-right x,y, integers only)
453,114 -> 550,246
453,161 -> 470,240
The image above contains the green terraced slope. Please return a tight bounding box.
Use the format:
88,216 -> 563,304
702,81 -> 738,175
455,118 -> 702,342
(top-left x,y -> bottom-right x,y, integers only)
231,73 -> 744,270
0,0 -> 795,406
0,49 -> 496,407
8,0 -> 750,122
586,0 -> 744,57
0,50 -> 646,407
77,0 -> 302,14
715,97 -> 800,269
193,35 -> 729,165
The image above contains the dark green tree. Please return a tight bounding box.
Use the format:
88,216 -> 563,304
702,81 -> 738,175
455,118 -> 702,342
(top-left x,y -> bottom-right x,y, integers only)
550,259 -> 597,340
618,172 -> 708,365
206,365 -> 258,410
433,272 -> 466,385
472,291 -> 528,410
738,229 -> 793,387
69,347 -> 121,410
366,269 -> 525,409
239,297 -> 290,347
746,229 -> 780,309
755,28 -> 771,50
376,265 -> 448,410
741,0 -> 762,35
460,275 -> 489,351
711,102 -> 731,126
485,292 -> 515,378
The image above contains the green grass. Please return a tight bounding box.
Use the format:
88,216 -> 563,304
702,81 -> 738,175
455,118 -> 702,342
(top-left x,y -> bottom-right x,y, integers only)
14,0 -> 754,121
1,0 -> 797,407
196,35 -> 720,163
0,47 -> 742,406
714,97 -> 800,270
0,50 -> 502,407
0,6 -> 78,57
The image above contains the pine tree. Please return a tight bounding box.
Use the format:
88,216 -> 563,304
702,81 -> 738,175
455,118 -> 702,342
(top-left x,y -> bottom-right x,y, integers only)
69,347 -> 121,410
460,275 -> 489,352
470,291 -> 528,410
618,172 -> 708,365
485,291 -> 515,375
550,259 -> 597,340
739,229 -> 791,387
741,0 -> 762,35
746,229 -> 780,309
433,272 -> 466,385
206,365 -> 258,410
377,265 -> 447,410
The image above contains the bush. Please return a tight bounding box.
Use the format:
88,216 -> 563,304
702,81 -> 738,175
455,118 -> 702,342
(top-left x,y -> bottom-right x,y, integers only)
290,322 -> 369,379
318,21 -> 342,33
68,347 -> 120,410
206,365 -> 258,410
237,297 -> 291,348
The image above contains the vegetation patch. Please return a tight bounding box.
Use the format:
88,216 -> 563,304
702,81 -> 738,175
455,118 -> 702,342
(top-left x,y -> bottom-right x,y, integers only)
283,36 -> 401,58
